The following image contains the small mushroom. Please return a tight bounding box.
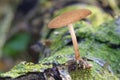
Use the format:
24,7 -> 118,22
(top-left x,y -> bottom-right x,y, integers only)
48,9 -> 92,68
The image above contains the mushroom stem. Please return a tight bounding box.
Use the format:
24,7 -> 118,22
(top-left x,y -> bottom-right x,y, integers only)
68,24 -> 81,60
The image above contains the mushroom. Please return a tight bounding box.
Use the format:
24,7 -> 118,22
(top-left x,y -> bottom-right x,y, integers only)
48,9 -> 92,68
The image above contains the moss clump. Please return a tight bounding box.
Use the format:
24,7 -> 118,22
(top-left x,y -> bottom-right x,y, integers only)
70,68 -> 118,80
70,69 -> 92,80
94,21 -> 120,44
0,62 -> 52,78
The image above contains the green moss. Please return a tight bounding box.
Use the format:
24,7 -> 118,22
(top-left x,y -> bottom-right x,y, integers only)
70,68 -> 118,80
0,62 -> 52,78
40,46 -> 74,64
94,21 -> 120,44
70,69 -> 92,80
80,39 -> 120,74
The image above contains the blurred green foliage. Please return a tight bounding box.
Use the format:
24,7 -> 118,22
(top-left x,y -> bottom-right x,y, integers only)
3,32 -> 31,56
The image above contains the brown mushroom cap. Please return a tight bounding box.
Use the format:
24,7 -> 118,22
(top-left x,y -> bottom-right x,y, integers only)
48,9 -> 91,28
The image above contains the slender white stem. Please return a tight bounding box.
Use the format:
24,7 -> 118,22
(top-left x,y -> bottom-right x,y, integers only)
68,24 -> 81,60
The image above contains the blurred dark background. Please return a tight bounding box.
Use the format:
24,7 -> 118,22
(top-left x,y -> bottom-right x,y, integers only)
0,0 -> 120,72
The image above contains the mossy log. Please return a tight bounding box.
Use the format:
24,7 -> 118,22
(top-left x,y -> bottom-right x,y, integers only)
0,17 -> 120,80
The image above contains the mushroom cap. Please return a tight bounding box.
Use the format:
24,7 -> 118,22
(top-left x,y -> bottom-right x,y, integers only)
48,9 -> 91,28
